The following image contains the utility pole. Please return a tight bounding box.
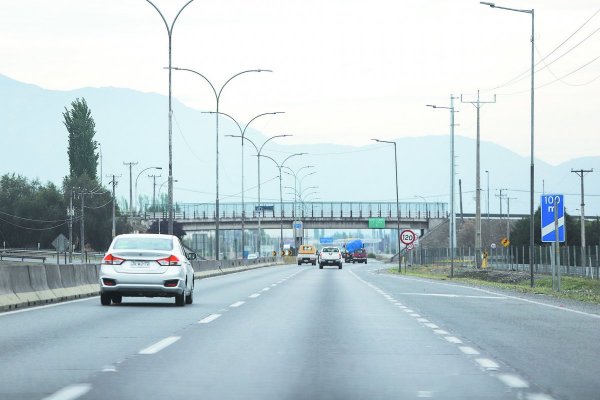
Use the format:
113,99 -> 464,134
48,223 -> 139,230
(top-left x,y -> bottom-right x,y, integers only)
68,188 -> 75,263
123,161 -> 138,215
107,174 -> 122,239
458,178 -> 464,223
462,90 -> 496,268
80,190 -> 85,262
571,168 -> 593,267
149,174 -> 161,230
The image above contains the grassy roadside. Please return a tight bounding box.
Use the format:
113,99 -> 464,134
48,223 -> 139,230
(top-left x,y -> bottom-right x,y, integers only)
387,265 -> 600,304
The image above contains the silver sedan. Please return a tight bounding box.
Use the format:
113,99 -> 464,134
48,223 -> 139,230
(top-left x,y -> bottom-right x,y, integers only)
99,234 -> 196,306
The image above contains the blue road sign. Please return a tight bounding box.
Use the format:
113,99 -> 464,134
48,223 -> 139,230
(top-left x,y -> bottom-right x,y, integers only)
541,194 -> 565,242
319,237 -> 334,244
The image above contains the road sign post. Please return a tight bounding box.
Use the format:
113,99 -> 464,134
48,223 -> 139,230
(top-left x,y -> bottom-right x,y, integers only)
541,194 -> 565,291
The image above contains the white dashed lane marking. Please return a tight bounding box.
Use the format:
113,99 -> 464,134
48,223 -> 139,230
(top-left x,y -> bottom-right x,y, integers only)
262,287 -> 270,292
498,374 -> 529,388
139,336 -> 181,355
199,314 -> 222,324
476,358 -> 500,371
42,384 -> 92,400
248,293 -> 261,298
444,336 -> 463,344
459,346 -> 480,355
229,301 -> 245,308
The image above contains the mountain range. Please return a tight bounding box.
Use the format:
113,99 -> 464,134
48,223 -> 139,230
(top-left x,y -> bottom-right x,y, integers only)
2,73 -> 599,216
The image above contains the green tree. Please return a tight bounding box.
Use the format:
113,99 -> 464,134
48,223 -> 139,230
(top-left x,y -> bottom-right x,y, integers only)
510,207 -> 580,247
0,174 -> 67,248
63,98 -> 99,180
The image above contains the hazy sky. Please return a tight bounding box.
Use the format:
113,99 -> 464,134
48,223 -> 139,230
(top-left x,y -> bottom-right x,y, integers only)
1,0 -> 599,165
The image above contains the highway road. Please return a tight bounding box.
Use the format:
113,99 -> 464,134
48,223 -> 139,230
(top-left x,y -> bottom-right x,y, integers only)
1,261 -> 599,400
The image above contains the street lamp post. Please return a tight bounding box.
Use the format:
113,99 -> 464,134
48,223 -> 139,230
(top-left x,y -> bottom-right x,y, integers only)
258,153 -> 305,254
145,0 -> 196,236
372,139 -> 401,273
426,96 -> 458,278
171,67 -> 271,261
205,111 -> 284,258
226,134 -> 291,256
284,166 -> 315,217
135,166 -> 163,215
414,195 -> 428,218
480,1 -> 535,286
157,179 -> 178,234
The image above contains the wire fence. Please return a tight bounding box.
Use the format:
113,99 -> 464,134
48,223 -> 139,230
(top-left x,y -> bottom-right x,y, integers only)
412,245 -> 600,279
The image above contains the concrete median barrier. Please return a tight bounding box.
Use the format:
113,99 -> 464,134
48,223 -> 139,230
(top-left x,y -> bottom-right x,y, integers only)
0,258 -> 278,312
0,265 -> 21,310
27,264 -> 56,303
8,264 -> 41,306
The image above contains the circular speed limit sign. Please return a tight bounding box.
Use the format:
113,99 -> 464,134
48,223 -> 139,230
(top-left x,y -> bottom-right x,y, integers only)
400,229 -> 416,245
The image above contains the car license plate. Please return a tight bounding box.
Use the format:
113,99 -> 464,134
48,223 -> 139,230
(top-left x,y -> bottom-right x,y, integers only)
131,261 -> 150,267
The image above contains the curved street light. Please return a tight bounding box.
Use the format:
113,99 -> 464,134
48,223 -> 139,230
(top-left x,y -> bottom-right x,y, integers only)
480,1 -> 536,288
226,134 -> 291,255
205,110 -> 284,258
372,138 -> 401,273
283,165 -> 315,217
427,98 -> 458,278
171,66 -> 272,260
258,152 -> 305,253
414,195 -> 429,218
135,166 -> 162,215
145,0 -> 196,236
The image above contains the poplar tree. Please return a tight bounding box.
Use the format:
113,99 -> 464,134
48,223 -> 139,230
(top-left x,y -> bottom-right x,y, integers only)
63,98 -> 98,180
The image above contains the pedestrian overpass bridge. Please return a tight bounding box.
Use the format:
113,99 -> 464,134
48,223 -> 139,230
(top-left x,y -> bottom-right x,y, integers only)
143,201 -> 448,231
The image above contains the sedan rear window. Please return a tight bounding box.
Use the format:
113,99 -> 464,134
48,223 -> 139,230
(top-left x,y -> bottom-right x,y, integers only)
322,247 -> 339,252
113,237 -> 173,251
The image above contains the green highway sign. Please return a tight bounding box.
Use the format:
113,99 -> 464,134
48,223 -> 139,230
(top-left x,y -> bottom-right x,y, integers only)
368,218 -> 386,229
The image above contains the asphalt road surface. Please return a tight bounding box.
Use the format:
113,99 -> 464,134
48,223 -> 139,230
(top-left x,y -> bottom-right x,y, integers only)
1,261 -> 598,400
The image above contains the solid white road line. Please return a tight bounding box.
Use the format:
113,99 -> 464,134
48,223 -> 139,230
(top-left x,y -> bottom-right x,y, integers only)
395,292 -> 506,299
0,297 -> 95,317
475,358 -> 499,371
199,314 -> 222,324
139,336 -> 181,355
497,374 -> 529,388
459,346 -> 480,355
248,293 -> 261,298
389,275 -> 600,319
229,301 -> 245,308
42,384 -> 92,400
444,336 -> 463,344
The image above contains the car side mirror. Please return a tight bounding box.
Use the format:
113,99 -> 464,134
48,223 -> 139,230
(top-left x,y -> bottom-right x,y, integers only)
187,252 -> 197,260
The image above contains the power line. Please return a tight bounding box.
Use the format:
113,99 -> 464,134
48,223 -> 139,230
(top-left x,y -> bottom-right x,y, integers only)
485,7 -> 600,92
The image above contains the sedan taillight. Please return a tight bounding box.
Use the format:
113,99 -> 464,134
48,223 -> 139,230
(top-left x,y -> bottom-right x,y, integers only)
103,253 -> 125,265
156,255 -> 181,266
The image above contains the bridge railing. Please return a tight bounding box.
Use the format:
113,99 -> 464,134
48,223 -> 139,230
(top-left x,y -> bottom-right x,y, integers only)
143,201 -> 447,220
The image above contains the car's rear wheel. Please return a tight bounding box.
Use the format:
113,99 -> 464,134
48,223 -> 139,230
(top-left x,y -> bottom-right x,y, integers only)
319,264 -> 323,269
312,261 -> 316,265
297,261 -> 301,266
186,284 -> 194,305
112,295 -> 122,304
338,264 -> 342,269
175,292 -> 185,307
100,293 -> 111,306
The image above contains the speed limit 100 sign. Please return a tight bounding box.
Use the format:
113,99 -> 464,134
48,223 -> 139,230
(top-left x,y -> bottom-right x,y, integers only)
400,229 -> 416,245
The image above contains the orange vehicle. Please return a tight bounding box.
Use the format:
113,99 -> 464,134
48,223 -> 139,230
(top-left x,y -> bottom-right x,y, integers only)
297,244 -> 317,265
